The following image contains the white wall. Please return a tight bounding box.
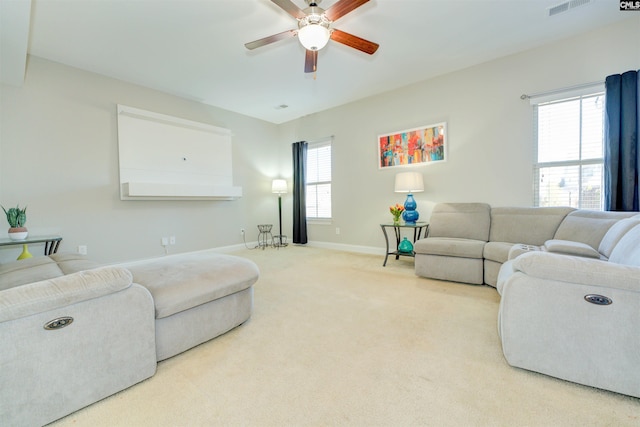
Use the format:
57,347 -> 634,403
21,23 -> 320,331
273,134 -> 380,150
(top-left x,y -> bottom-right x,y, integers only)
277,17 -> 640,251
0,56 -> 282,263
1,18 -> 638,262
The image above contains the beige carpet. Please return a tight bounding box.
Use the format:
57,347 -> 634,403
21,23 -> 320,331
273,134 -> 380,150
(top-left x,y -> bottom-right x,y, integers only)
51,246 -> 640,426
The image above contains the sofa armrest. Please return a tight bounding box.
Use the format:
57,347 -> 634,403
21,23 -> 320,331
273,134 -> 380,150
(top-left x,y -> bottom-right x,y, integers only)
544,239 -> 601,258
513,251 -> 640,292
0,266 -> 133,323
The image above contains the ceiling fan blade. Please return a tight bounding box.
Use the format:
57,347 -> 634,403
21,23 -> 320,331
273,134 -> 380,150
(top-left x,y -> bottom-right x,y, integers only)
245,29 -> 297,50
304,49 -> 318,73
330,29 -> 379,55
271,0 -> 306,19
324,0 -> 370,21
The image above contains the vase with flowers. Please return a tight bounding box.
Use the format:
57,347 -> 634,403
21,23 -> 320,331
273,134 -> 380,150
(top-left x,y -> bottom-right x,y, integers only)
389,203 -> 404,225
2,204 -> 28,240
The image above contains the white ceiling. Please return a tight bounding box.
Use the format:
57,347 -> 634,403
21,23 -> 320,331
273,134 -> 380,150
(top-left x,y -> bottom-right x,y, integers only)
0,0 -> 633,124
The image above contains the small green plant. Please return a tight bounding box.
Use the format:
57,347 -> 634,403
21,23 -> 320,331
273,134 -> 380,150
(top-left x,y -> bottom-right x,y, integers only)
2,205 -> 27,228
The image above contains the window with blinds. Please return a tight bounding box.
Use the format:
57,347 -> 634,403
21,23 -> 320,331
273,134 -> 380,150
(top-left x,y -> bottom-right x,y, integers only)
306,141 -> 332,219
533,88 -> 605,210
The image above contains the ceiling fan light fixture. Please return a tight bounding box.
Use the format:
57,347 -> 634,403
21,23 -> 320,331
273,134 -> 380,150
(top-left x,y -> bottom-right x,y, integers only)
245,0 -> 378,73
297,23 -> 330,51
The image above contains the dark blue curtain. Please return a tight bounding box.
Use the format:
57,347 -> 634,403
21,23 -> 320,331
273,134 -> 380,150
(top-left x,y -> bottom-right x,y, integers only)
604,70 -> 639,211
292,141 -> 308,244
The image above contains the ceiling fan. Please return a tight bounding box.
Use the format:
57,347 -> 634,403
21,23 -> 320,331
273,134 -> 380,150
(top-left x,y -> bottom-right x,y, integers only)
245,0 -> 379,73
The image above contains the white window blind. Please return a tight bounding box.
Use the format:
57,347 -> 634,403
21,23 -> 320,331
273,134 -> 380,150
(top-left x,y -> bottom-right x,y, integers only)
533,87 -> 605,210
306,141 -> 332,219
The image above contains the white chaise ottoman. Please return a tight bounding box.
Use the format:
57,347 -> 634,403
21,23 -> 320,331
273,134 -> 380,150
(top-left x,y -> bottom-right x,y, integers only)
119,250 -> 259,361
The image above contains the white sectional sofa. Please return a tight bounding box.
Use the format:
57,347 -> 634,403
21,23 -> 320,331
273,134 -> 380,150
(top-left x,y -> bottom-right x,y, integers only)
0,250 -> 259,427
414,203 -> 638,286
414,202 -> 640,398
497,220 -> 640,399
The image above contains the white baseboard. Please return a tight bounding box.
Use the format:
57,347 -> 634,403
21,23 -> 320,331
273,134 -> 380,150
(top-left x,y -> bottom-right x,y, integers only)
214,241 -> 385,256
306,241 -> 385,256
211,242 -> 258,253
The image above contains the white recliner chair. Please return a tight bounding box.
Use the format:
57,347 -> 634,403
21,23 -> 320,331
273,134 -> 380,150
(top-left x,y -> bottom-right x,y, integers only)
414,203 -> 491,284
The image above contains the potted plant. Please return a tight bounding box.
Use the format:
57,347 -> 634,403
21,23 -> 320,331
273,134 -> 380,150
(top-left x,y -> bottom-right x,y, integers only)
2,205 -> 28,240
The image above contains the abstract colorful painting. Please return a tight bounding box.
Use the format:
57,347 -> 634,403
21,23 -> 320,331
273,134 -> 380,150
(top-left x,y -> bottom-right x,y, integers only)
378,122 -> 447,169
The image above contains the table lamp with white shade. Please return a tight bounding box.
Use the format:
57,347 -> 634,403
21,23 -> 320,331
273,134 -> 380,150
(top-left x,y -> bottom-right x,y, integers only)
394,172 -> 424,224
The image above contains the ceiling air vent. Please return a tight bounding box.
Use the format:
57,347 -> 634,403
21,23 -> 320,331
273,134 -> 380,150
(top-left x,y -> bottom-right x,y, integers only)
548,0 -> 592,17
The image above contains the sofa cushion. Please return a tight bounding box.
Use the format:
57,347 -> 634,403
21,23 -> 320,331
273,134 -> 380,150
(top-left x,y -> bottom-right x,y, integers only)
483,241 -> 514,264
414,237 -> 485,259
427,203 -> 491,241
553,210 -> 636,250
489,207 -> 573,246
119,250 -> 260,319
0,256 -> 64,291
598,215 -> 640,259
609,224 -> 640,267
544,239 -> 601,259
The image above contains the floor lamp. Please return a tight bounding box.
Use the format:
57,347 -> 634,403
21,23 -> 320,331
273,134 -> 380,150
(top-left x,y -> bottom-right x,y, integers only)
272,179 -> 288,247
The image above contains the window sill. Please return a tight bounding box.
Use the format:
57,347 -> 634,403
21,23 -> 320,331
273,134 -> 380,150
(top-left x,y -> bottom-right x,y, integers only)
307,218 -> 332,225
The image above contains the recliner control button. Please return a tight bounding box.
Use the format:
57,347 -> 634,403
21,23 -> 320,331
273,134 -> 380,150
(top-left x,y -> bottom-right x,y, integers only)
584,294 -> 612,305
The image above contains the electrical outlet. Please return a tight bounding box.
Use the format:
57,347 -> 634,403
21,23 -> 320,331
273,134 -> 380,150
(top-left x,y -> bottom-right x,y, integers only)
169,236 -> 176,245
335,227 -> 340,235
78,245 -> 87,255
161,237 -> 169,246
240,228 -> 245,236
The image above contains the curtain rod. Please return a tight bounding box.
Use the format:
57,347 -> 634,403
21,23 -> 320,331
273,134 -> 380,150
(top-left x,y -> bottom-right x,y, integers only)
306,135 -> 334,144
520,81 -> 603,100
